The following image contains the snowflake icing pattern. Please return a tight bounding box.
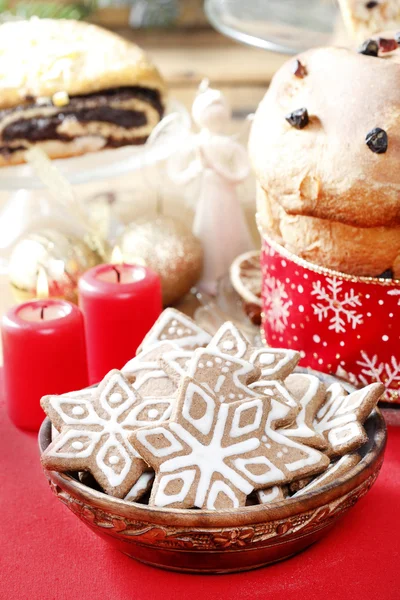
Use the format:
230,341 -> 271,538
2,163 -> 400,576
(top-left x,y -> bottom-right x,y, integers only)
262,276 -> 291,333
311,277 -> 363,333
357,352 -> 400,395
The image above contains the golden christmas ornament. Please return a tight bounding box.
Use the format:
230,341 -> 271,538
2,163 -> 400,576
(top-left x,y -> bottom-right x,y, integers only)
9,229 -> 102,304
116,216 -> 203,306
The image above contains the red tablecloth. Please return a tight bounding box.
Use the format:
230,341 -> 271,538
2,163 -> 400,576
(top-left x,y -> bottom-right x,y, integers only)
1,394 -> 399,600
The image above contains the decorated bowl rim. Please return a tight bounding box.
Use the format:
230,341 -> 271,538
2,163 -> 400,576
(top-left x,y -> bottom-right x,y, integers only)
38,374 -> 387,527
257,217 -> 400,288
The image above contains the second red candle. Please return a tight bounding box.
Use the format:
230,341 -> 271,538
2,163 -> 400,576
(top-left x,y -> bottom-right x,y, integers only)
79,263 -> 162,384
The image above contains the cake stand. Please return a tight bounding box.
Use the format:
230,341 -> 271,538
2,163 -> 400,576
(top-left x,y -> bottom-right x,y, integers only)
205,0 -> 342,55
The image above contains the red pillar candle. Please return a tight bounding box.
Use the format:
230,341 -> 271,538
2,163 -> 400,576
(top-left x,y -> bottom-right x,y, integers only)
1,300 -> 89,431
78,263 -> 162,384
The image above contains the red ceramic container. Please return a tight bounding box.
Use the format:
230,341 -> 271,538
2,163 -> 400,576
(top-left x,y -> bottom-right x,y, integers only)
261,234 -> 400,404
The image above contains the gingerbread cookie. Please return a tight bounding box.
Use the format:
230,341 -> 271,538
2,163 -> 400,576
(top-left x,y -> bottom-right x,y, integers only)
125,471 -> 155,502
130,375 -> 329,510
138,308 -> 211,352
206,322 -> 300,427
163,321 -> 300,428
248,380 -> 299,429
206,321 -> 252,359
122,341 -> 179,397
278,373 -> 328,450
41,370 -> 172,498
293,454 -> 361,497
257,485 -> 289,505
162,347 -> 261,405
207,321 -> 300,382
313,382 -> 384,457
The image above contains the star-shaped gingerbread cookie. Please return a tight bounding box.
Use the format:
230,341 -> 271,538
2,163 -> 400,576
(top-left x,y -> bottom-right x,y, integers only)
138,308 -> 212,352
277,373 -> 328,450
130,375 -> 329,510
313,381 -> 384,457
40,370 -> 172,498
122,341 -> 179,397
163,321 -> 301,428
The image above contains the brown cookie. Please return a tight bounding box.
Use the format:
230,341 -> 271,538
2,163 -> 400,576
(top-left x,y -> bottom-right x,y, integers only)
40,370 -> 172,498
162,347 -> 261,404
130,377 -> 278,509
125,471 -> 155,502
256,485 -> 289,505
206,322 -> 300,382
248,347 -> 300,381
138,308 -> 211,352
130,376 -> 329,510
248,380 -> 300,429
122,341 -> 178,397
206,321 -> 252,359
278,373 -> 328,450
313,381 -> 384,457
292,454 -> 361,497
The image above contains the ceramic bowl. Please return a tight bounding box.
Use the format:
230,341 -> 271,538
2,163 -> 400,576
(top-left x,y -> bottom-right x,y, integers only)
38,371 -> 387,574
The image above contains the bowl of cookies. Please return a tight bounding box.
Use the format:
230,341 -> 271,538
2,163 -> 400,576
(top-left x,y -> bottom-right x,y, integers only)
38,309 -> 386,573
249,34 -> 400,405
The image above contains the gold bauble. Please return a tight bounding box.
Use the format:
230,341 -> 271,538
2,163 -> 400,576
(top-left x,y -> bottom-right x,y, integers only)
9,229 -> 103,304
116,216 -> 203,306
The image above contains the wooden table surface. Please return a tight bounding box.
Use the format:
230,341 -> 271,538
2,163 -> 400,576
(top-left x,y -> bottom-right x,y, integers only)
117,27 -> 289,121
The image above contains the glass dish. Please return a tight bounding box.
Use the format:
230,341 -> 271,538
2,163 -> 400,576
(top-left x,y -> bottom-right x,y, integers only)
205,0 -> 341,55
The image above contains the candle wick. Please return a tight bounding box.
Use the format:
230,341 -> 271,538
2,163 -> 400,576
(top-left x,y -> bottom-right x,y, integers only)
112,265 -> 121,283
40,305 -> 47,320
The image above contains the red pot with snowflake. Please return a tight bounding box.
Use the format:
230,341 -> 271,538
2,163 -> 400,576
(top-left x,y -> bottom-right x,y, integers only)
261,234 -> 400,404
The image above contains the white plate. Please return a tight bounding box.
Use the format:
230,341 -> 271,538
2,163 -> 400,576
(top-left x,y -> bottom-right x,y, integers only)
0,100 -> 190,190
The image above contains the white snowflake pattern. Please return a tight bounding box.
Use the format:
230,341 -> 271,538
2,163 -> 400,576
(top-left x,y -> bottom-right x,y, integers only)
262,276 -> 291,333
357,352 -> 400,393
337,352 -> 400,401
311,277 -> 363,334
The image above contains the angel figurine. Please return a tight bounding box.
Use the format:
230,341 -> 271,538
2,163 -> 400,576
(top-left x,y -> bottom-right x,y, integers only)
168,81 -> 254,295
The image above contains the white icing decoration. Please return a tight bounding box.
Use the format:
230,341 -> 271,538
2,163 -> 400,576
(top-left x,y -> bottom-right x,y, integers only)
95,435 -> 132,487
187,348 -> 259,398
72,406 -> 85,416
230,399 -> 263,438
207,479 -> 240,509
109,392 -> 122,404
328,422 -> 361,446
207,321 -> 248,358
136,427 -> 184,458
125,471 -> 154,501
140,309 -> 211,350
124,398 -> 172,427
258,486 -> 283,504
223,340 -> 234,350
293,455 -> 355,497
109,455 -> 120,465
72,441 -> 84,450
234,456 -> 284,485
182,381 -> 215,436
154,470 -> 196,507
313,383 -> 373,452
249,348 -> 299,379
278,374 -> 322,440
49,430 -> 101,459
